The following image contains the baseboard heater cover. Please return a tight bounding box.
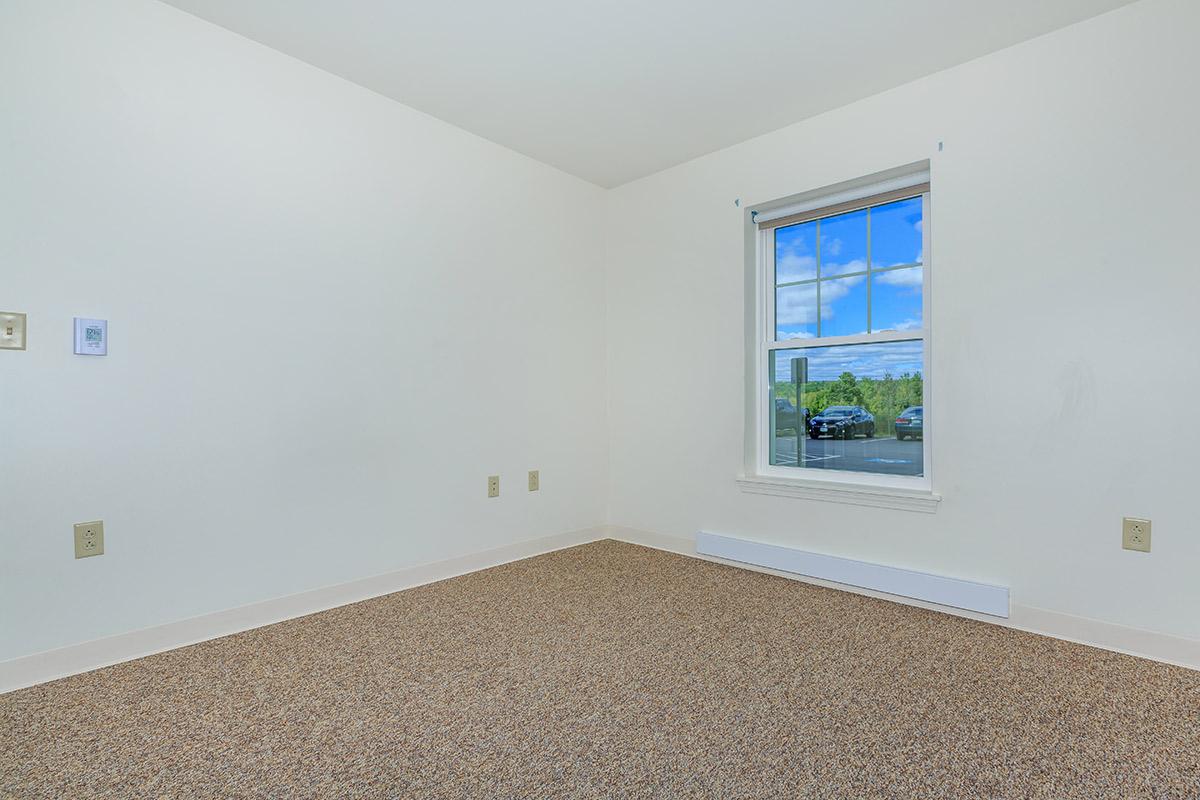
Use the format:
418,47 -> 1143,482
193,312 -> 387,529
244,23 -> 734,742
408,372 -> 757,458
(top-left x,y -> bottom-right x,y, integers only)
696,531 -> 1009,617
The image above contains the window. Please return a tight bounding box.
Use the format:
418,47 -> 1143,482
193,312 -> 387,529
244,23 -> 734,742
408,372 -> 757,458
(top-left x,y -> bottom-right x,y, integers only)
752,170 -> 930,490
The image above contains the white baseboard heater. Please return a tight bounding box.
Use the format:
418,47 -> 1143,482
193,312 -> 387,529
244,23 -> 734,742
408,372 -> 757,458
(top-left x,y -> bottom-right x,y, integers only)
696,531 -> 1009,617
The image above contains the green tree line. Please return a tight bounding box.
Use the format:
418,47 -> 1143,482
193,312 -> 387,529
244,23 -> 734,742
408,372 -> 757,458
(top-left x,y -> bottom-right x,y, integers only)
775,371 -> 922,434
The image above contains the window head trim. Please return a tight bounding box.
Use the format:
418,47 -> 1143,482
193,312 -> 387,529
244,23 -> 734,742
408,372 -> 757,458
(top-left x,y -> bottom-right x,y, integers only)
756,182 -> 930,231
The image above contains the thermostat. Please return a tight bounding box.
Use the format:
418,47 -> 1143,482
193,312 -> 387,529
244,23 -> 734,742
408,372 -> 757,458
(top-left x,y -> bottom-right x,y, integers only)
74,318 -> 108,355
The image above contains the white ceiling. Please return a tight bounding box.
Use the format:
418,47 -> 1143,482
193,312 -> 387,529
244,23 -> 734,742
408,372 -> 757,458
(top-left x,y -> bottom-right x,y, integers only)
159,0 -> 1136,187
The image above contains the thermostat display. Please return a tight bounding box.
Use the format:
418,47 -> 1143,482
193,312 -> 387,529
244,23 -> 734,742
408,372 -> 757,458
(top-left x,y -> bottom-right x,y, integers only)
74,318 -> 108,355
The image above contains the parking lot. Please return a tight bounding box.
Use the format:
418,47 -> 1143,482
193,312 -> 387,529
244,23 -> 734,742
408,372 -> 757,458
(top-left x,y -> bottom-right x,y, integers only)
774,435 -> 923,476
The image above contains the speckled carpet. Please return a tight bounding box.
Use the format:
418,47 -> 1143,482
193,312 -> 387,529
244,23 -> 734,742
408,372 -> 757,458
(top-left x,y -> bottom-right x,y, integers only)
3,539 -> 1199,799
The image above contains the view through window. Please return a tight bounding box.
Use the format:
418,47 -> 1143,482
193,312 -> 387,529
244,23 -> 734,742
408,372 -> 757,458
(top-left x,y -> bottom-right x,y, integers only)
763,185 -> 928,479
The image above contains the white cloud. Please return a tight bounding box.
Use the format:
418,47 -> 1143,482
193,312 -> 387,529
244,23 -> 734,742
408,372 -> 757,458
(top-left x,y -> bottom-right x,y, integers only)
876,318 -> 922,332
819,273 -> 865,321
776,253 -> 816,283
874,266 -> 923,287
776,284 -> 817,325
776,273 -> 867,326
821,258 -> 867,277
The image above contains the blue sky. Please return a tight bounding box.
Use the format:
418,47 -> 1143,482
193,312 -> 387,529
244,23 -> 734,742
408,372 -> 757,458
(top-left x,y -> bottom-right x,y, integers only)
775,197 -> 923,340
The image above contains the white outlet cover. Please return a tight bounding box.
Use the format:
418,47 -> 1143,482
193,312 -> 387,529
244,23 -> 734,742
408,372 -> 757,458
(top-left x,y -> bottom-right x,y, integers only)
74,318 -> 108,355
0,311 -> 27,350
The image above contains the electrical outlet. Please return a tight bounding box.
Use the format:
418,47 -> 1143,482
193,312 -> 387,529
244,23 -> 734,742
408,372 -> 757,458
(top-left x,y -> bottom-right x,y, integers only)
528,470 -> 539,492
1122,517 -> 1151,553
74,520 -> 104,558
487,475 -> 500,498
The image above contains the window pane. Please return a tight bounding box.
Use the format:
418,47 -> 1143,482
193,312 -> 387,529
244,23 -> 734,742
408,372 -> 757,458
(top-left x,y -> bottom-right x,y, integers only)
819,208 -> 867,277
775,221 -> 817,284
775,283 -> 817,340
768,354 -> 806,463
820,274 -> 867,337
871,266 -> 923,332
871,197 -> 922,267
769,340 -> 924,477
768,356 -> 804,447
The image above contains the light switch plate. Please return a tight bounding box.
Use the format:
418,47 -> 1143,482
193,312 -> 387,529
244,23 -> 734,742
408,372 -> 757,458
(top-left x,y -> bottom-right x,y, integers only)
74,520 -> 105,558
528,470 -> 539,491
0,312 -> 27,350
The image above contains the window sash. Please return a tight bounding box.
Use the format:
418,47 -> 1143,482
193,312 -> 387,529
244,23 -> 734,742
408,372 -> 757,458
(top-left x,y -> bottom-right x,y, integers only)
756,190 -> 930,489
771,192 -> 925,340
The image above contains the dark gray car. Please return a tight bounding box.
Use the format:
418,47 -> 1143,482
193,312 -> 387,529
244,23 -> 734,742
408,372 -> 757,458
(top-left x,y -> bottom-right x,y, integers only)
895,406 -> 923,440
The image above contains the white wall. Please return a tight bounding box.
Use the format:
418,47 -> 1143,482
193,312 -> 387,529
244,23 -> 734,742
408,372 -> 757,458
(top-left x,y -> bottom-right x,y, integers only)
604,0 -> 1200,640
4,0 -> 1197,668
0,0 -> 607,660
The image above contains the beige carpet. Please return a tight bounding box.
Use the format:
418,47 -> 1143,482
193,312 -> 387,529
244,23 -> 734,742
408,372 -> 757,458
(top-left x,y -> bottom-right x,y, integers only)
3,539 -> 1199,799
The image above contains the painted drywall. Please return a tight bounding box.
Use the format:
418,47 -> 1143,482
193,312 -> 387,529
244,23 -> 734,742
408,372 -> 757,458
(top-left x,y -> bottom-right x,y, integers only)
3,0 -> 1197,668
0,0 -> 607,660
604,0 -> 1200,641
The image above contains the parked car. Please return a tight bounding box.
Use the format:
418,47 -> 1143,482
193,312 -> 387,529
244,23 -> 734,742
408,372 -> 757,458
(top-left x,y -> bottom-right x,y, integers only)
774,399 -> 810,432
895,406 -> 923,440
808,405 -> 875,439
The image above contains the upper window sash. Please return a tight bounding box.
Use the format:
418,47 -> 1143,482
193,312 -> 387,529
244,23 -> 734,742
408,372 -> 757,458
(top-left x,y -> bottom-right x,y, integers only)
767,189 -> 927,344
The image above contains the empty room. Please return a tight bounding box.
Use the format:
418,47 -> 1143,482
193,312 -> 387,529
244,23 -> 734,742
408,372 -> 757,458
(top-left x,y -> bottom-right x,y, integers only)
2,0 -> 1198,797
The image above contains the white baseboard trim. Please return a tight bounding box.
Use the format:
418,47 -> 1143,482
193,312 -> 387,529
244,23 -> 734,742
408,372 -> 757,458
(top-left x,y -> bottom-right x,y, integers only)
8,524 -> 1195,693
696,530 -> 1009,617
607,525 -> 1200,671
0,526 -> 607,695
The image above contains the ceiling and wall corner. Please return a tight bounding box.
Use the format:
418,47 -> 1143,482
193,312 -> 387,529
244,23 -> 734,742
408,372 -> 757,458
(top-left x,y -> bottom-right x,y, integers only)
155,0 -> 1138,188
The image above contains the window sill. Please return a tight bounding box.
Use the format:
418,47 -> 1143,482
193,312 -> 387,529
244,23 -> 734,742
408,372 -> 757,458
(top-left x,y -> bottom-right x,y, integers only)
736,474 -> 942,513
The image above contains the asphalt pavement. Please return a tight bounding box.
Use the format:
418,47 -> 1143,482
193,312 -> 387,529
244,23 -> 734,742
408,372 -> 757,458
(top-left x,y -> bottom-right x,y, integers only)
773,435 -> 924,476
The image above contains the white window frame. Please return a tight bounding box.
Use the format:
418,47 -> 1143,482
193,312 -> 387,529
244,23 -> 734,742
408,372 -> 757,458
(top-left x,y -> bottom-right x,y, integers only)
741,164 -> 940,511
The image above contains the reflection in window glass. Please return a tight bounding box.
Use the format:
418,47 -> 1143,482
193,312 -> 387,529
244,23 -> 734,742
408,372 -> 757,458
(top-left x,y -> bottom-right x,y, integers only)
819,274 -> 867,337
819,208 -> 867,277
775,283 -> 817,340
769,340 -> 924,477
775,221 -> 817,283
870,197 -> 923,267
871,266 -> 923,332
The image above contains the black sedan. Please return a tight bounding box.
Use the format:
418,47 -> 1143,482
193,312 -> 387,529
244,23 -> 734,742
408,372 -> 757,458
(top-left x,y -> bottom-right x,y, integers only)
895,406 -> 924,440
808,406 -> 875,439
